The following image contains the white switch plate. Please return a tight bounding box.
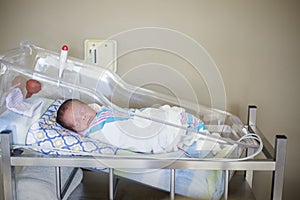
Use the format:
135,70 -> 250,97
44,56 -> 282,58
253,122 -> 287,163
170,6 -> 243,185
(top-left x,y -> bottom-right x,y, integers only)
84,39 -> 117,72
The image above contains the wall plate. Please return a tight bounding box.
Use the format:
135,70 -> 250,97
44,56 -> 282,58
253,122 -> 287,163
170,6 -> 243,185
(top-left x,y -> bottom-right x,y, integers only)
84,39 -> 117,72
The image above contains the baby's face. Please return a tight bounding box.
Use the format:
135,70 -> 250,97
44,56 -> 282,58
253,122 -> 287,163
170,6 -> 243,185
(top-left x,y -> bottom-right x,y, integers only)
64,101 -> 96,132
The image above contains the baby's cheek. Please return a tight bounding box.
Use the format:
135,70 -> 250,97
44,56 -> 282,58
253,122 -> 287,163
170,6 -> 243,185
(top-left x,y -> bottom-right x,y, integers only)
83,125 -> 89,130
79,123 -> 89,132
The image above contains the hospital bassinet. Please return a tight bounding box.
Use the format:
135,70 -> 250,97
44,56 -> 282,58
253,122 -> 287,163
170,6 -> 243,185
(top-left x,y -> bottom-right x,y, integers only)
0,42 -> 287,200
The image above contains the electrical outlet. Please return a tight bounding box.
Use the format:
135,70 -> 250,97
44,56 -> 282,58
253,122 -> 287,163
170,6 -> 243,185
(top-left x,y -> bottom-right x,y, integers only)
84,39 -> 117,72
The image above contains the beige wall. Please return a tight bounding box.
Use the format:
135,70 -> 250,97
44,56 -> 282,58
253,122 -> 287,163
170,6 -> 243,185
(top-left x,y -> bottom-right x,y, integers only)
0,0 -> 299,199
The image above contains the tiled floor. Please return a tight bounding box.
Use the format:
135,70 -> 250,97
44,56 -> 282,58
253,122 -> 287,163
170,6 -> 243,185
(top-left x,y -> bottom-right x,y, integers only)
68,170 -> 256,200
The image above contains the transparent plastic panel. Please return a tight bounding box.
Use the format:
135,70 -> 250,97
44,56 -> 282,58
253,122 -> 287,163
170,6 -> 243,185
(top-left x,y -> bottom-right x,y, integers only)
0,42 -> 262,159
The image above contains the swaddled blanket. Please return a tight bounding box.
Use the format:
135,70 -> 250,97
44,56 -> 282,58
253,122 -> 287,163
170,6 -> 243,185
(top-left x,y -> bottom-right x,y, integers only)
82,105 -> 207,154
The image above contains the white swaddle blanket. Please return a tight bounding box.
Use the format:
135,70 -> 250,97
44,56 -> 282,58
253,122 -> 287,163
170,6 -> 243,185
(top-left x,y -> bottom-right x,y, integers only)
84,105 -> 202,153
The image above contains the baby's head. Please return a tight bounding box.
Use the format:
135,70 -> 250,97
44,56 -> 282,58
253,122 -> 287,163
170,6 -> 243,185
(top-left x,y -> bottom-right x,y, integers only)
56,99 -> 96,132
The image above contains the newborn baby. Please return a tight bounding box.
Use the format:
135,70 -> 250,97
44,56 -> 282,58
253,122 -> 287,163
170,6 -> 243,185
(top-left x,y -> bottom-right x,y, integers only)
56,99 -> 97,132
56,99 -> 207,153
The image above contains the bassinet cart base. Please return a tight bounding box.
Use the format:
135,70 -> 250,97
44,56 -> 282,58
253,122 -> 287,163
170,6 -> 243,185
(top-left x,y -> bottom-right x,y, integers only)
0,106 -> 287,200
68,170 -> 254,199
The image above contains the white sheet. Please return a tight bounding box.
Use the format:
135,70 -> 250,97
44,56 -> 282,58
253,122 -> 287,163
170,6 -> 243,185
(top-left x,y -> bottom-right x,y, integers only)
0,96 -> 53,145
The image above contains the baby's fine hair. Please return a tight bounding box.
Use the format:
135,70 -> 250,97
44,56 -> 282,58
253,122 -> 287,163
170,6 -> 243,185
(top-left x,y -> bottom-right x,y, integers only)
56,99 -> 83,132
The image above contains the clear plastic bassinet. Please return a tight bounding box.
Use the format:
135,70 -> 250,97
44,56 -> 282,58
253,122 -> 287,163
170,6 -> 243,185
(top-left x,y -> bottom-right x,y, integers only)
0,42 -> 262,159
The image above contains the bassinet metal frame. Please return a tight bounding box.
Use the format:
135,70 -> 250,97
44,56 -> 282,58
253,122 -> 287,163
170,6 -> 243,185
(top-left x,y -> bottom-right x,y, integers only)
0,106 -> 287,200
